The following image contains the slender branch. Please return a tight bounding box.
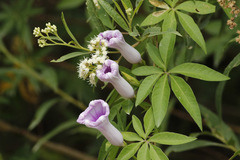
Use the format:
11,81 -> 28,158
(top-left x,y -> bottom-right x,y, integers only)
0,120 -> 96,160
0,41 -> 86,110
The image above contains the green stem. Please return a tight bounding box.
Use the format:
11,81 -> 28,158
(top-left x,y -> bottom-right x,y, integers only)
0,42 -> 86,110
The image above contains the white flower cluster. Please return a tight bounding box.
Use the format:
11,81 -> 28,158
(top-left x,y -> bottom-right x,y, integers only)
126,8 -> 132,16
78,37 -> 109,86
33,22 -> 57,47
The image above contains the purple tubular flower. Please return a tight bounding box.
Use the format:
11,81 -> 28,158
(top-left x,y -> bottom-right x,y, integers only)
77,99 -> 124,146
99,30 -> 142,64
96,59 -> 135,99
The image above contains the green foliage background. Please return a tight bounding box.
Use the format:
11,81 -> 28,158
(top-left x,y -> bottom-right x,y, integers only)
0,0 -> 240,160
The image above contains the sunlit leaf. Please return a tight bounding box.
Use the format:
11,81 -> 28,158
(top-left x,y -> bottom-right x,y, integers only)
132,115 -> 145,138
149,144 -> 169,160
117,142 -> 142,160
137,143 -> 150,160
149,0 -> 169,9
132,66 -> 163,76
122,132 -> 143,141
148,132 -> 196,145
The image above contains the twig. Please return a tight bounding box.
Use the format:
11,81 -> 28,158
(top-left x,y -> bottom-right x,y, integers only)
0,119 -> 96,160
0,41 -> 86,110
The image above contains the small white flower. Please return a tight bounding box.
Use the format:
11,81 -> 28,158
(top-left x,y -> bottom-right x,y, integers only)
33,27 -> 41,37
89,73 -> 96,86
38,39 -> 47,47
88,44 -> 94,51
126,8 -> 132,16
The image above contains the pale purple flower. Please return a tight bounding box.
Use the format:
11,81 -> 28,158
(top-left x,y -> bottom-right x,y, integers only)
96,59 -> 135,99
77,99 -> 124,146
99,30 -> 142,64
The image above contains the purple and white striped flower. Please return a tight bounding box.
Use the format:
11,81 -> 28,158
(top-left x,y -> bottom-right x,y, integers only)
77,99 -> 124,146
96,59 -> 135,99
98,30 -> 142,64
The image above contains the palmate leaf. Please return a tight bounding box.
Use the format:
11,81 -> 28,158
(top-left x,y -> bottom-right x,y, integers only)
117,142 -> 142,160
170,75 -> 202,130
137,143 -> 150,160
176,1 -> 215,15
135,74 -> 161,106
141,10 -> 169,26
148,132 -> 196,145
152,74 -> 170,127
146,43 -> 165,70
169,63 -> 230,81
176,11 -> 207,54
132,115 -> 145,138
149,144 -> 169,160
143,107 -> 155,138
122,132 -> 143,142
159,10 -> 177,68
98,0 -> 129,31
132,66 -> 163,76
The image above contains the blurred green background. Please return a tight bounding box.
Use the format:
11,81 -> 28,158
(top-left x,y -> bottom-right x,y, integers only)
0,0 -> 240,160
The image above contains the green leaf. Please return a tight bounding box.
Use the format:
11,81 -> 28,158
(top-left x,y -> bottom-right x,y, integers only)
176,1 -> 215,15
98,0 -> 129,31
229,150 -> 240,160
61,12 -> 81,47
169,63 -> 230,81
146,43 -> 165,70
159,10 -> 177,67
42,68 -> 58,89
117,142 -> 142,160
33,120 -> 78,152
121,99 -> 134,115
135,74 -> 161,106
216,53 -> 240,117
57,0 -> 85,10
170,75 -> 202,130
28,99 -> 58,130
143,107 -> 155,138
121,0 -> 133,10
200,105 -> 240,149
134,0 -> 144,15
51,52 -> 90,63
132,115 -> 145,138
149,0 -> 169,9
176,11 -> 207,53
86,0 -> 105,32
137,143 -> 150,160
148,132 -> 196,145
149,144 -> 169,160
107,146 -> 120,160
132,66 -> 163,76
113,0 -> 127,21
122,132 -> 143,141
97,7 -> 114,29
165,140 -> 227,156
152,74 -> 170,127
141,10 -> 169,26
